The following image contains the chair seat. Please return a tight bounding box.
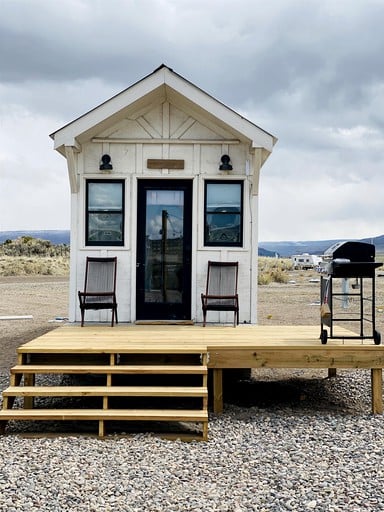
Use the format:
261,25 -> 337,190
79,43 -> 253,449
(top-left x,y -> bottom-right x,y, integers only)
81,295 -> 115,305
81,300 -> 116,308
204,298 -> 238,307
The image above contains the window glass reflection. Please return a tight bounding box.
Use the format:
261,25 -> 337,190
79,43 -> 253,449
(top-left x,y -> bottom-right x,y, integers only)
88,183 -> 123,211
206,183 -> 241,212
86,180 -> 124,246
204,181 -> 243,246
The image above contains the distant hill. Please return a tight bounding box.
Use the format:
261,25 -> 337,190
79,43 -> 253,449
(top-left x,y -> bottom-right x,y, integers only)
258,247 -> 279,257
0,230 -> 70,245
260,235 -> 384,257
361,235 -> 384,253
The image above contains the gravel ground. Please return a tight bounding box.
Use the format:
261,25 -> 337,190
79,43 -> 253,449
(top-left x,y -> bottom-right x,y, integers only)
1,370 -> 384,511
1,274 -> 384,510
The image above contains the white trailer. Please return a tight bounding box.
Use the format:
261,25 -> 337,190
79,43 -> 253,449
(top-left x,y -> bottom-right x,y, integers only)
291,253 -> 323,270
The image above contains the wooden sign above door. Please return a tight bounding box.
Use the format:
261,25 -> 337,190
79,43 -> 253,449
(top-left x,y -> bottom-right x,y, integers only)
147,159 -> 185,169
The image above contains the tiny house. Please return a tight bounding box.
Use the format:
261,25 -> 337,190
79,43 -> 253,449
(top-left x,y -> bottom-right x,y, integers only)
51,65 -> 277,324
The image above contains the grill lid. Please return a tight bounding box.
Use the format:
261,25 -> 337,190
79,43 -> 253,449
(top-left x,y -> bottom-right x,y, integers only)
323,241 -> 375,262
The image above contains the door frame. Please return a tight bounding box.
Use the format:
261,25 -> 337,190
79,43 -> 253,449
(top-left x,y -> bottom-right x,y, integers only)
135,179 -> 193,321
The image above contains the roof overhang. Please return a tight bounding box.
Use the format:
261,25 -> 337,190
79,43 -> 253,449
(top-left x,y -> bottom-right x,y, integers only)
50,65 -> 277,159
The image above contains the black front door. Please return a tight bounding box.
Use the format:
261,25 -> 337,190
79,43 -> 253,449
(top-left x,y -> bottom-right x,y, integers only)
136,180 -> 192,320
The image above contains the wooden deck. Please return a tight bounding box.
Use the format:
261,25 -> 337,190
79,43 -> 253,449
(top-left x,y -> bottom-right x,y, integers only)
1,324 -> 384,439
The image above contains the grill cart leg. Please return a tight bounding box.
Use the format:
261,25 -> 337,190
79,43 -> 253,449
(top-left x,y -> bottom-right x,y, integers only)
320,329 -> 328,345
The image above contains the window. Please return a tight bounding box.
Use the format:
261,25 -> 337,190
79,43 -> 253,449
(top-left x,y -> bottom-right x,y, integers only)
86,180 -> 124,246
204,180 -> 243,246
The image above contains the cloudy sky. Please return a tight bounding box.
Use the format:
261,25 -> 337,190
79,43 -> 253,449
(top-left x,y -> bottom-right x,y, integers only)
1,0 -> 383,241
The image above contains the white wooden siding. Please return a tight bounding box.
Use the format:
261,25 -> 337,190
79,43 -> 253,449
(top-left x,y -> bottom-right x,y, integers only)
68,96 -> 258,323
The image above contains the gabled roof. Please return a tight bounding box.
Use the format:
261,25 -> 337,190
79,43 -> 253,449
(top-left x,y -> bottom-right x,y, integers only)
50,64 -> 277,156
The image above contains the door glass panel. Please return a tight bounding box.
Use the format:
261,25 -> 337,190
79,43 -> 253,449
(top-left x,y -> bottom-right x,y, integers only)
144,190 -> 184,304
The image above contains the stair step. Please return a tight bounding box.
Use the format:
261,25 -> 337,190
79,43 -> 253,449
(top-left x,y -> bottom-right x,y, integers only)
3,386 -> 208,398
11,364 -> 207,375
0,409 -> 208,422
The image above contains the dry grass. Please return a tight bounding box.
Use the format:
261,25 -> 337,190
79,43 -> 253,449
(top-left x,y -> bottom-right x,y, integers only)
258,256 -> 292,285
0,237 -> 70,276
0,256 -> 69,276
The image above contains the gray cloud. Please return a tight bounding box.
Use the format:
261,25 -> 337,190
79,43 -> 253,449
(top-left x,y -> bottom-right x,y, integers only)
0,0 -> 383,239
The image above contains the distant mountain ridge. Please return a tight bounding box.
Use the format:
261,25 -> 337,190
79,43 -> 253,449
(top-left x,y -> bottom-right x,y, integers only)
0,230 -> 383,257
260,235 -> 384,257
0,230 -> 70,245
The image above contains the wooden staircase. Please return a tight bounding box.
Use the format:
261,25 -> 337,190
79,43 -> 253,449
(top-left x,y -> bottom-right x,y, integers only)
0,347 -> 209,441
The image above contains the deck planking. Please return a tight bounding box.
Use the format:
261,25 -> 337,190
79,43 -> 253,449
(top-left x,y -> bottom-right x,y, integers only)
3,324 -> 384,430
17,324 -> 377,353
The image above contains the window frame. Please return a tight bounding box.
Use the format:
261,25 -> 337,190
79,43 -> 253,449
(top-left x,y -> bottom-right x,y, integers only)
85,179 -> 125,246
204,180 -> 244,247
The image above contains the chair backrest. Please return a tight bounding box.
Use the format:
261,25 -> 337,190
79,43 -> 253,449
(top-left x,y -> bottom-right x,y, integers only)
84,257 -> 117,296
205,261 -> 238,296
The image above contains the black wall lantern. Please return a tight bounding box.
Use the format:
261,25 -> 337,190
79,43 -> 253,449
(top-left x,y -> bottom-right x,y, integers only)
100,154 -> 113,171
219,154 -> 233,171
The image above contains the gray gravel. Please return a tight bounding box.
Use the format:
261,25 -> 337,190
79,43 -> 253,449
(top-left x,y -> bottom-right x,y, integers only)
1,370 -> 384,511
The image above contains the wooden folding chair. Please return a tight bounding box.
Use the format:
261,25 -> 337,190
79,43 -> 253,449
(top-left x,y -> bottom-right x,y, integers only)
201,261 -> 239,327
78,257 -> 118,327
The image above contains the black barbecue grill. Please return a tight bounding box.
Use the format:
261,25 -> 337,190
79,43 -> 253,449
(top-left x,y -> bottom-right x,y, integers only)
320,241 -> 382,345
